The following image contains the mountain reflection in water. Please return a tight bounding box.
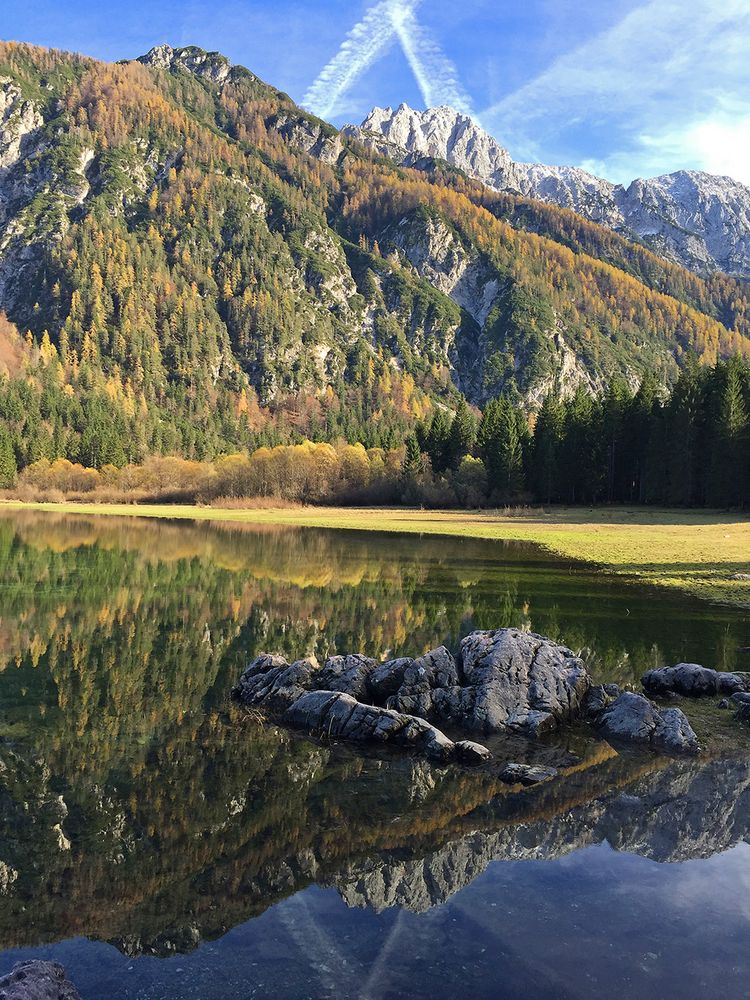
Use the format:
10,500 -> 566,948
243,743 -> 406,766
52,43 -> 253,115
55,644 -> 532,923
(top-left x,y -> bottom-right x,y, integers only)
0,510 -> 749,999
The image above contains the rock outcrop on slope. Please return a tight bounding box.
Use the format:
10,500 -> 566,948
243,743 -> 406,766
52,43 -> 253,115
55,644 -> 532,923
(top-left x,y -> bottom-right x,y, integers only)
234,628 -> 700,760
345,104 -> 750,277
0,961 -> 81,1000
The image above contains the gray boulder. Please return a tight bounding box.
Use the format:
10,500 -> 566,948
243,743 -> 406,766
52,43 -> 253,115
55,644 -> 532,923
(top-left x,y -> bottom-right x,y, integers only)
367,657 -> 413,702
454,740 -> 493,765
582,683 -> 620,717
434,629 -> 591,736
598,692 -> 699,753
642,663 -> 749,697
0,961 -> 81,999
233,656 -> 317,714
283,689 -> 456,761
316,654 -> 377,701
499,763 -> 558,786
389,646 -> 460,717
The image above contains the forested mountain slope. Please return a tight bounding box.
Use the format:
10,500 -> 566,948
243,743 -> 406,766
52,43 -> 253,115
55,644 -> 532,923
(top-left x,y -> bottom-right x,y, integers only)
0,40 -> 749,468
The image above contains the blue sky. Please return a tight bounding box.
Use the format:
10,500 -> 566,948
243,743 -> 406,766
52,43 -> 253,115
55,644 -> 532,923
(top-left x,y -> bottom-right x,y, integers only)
4,0 -> 750,184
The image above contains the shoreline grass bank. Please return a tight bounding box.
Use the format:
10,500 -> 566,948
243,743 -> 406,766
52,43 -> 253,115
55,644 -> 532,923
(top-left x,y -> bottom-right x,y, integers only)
1,500 -> 749,608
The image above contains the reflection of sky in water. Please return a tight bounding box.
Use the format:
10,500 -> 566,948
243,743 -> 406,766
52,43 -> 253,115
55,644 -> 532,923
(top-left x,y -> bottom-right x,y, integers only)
2,842 -> 750,999
1,512 -> 750,998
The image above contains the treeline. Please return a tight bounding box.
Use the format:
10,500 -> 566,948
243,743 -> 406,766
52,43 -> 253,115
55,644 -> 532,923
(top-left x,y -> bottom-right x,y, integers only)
2,357 -> 748,509
1,443 -> 405,505
414,355 -> 749,508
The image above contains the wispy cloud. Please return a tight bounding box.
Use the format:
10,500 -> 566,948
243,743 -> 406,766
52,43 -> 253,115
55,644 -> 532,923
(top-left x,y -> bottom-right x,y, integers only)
480,0 -> 750,184
389,1 -> 474,114
303,0 -> 405,120
303,0 -> 473,120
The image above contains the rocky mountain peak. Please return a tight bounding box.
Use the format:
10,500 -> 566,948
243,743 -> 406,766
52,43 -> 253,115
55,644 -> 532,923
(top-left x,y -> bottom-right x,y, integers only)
347,103 -> 750,278
137,44 -> 232,84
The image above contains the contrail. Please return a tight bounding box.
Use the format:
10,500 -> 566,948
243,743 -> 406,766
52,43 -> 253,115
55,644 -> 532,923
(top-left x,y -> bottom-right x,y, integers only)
390,1 -> 474,115
303,0 -> 413,119
303,0 -> 473,120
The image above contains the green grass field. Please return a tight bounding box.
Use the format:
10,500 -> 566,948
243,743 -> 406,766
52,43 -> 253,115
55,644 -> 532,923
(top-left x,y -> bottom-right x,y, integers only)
2,500 -> 749,608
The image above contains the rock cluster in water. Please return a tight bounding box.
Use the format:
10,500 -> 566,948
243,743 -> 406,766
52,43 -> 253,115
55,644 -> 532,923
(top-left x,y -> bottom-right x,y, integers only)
642,663 -> 750,697
234,629 -> 704,764
0,961 -> 81,999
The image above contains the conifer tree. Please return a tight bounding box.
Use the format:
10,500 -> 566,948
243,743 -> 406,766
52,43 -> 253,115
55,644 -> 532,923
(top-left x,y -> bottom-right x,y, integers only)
664,357 -> 704,505
0,428 -> 17,488
424,409 -> 452,473
402,433 -> 422,480
446,397 -> 477,468
707,360 -> 748,506
478,398 -> 527,499
532,392 -> 563,505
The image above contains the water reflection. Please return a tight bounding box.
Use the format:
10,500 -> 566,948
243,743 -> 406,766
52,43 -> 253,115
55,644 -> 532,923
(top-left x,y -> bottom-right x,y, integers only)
0,510 -> 749,997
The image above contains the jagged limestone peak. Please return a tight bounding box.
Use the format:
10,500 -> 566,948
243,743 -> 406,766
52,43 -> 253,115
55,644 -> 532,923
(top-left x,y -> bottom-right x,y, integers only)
347,103 -> 750,278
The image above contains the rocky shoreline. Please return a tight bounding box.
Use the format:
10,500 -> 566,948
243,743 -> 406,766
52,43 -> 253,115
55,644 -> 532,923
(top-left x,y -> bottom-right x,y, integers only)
233,629 -> 750,776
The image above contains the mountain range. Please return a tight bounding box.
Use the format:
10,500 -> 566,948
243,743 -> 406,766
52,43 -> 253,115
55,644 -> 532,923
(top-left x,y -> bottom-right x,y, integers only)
345,104 -> 750,279
0,40 -> 749,467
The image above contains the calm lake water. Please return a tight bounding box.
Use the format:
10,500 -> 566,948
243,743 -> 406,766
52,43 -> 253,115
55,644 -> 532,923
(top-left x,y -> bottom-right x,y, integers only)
0,509 -> 749,999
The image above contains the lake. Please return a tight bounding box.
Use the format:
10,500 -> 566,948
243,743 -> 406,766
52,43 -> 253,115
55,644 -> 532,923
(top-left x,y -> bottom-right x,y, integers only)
0,509 -> 749,999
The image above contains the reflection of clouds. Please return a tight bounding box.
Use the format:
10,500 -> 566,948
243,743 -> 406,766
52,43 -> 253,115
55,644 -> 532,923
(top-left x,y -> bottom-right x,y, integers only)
632,842 -> 750,920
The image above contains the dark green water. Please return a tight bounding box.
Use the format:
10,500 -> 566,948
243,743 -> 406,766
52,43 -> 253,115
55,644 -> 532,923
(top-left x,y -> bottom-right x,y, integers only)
0,509 -> 749,999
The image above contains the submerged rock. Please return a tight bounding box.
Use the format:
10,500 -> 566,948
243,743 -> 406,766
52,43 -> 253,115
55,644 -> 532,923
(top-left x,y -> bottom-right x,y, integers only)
597,692 -> 699,754
0,961 -> 81,999
232,657 -> 317,714
582,683 -> 620,717
499,763 -> 558,786
455,740 -> 493,765
234,630 -> 709,768
389,646 -> 460,718
642,663 -> 749,697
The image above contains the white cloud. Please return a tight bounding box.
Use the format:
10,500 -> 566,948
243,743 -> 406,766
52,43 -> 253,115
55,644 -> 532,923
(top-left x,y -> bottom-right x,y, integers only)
640,115 -> 750,186
575,113 -> 750,187
480,0 -> 750,183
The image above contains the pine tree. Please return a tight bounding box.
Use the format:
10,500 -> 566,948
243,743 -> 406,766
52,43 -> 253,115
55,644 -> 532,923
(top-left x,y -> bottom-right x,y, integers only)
478,398 -> 527,500
532,392 -> 563,505
446,397 -> 476,469
558,388 -> 605,503
602,379 -> 632,503
402,433 -> 422,480
628,372 -> 661,503
707,360 -> 748,506
0,428 -> 17,488
664,357 -> 704,505
425,409 -> 452,474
